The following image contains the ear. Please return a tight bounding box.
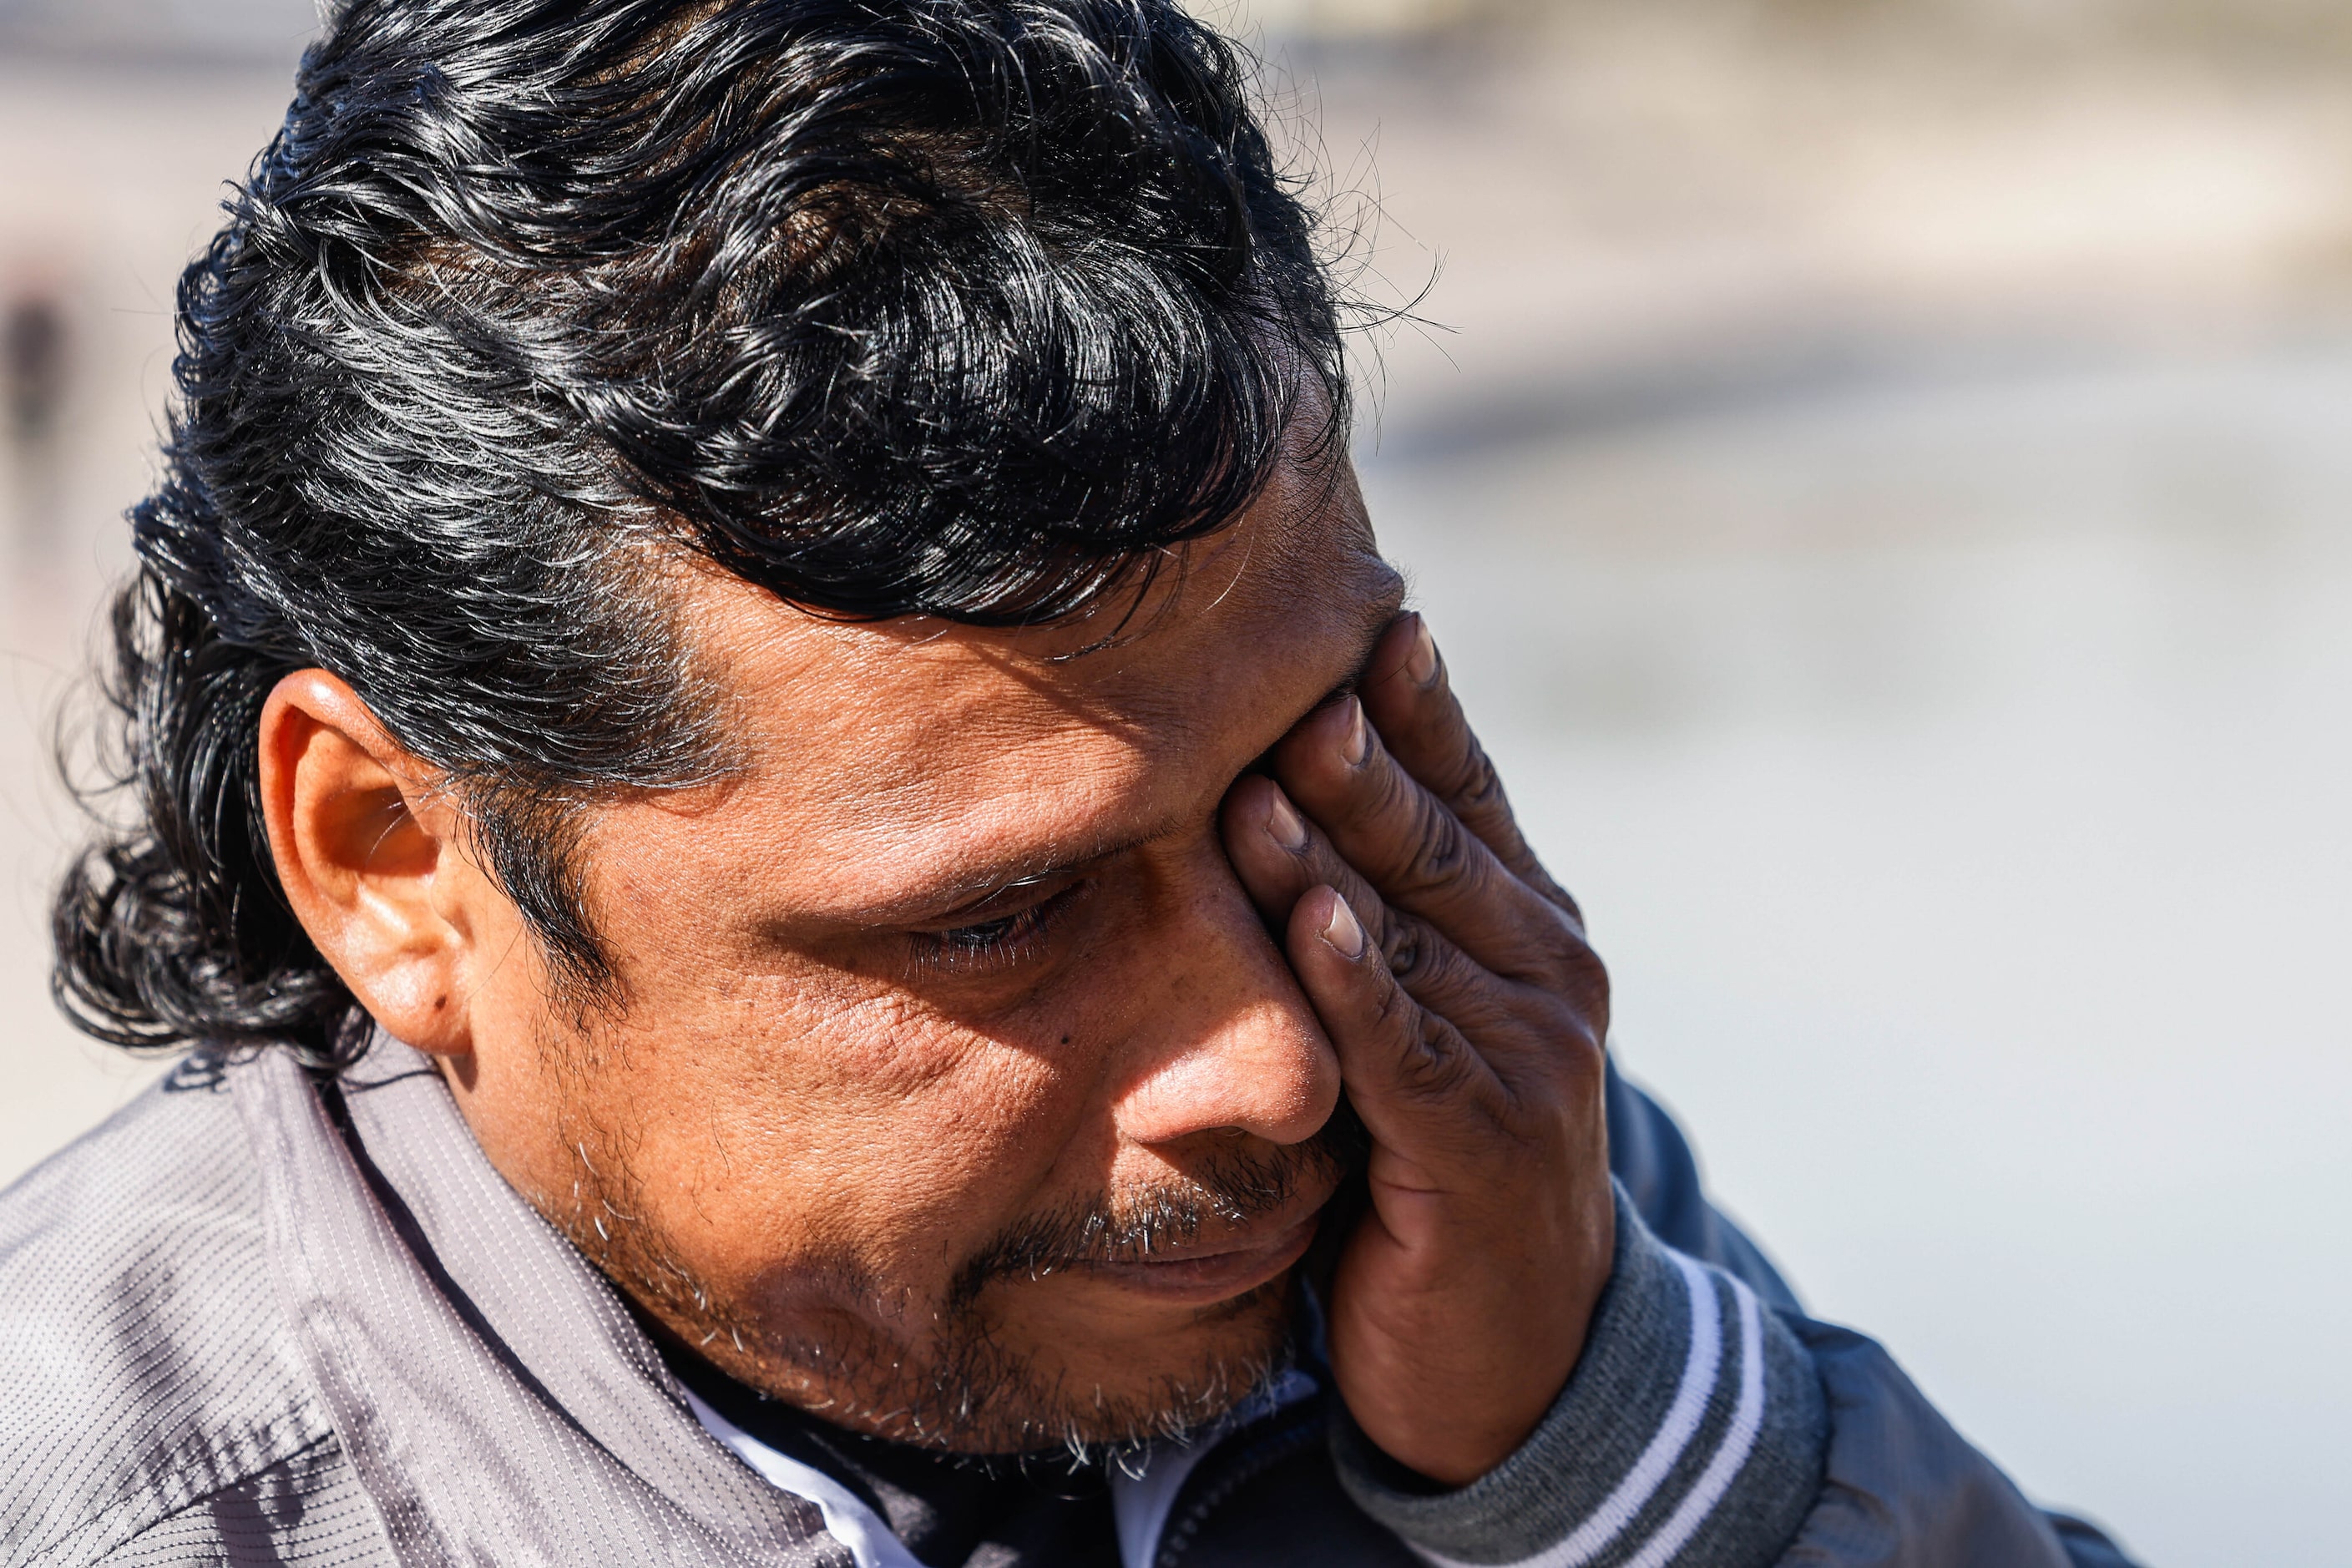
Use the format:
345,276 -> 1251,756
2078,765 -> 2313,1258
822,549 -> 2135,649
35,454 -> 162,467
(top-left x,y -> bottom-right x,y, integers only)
259,670 -> 506,1055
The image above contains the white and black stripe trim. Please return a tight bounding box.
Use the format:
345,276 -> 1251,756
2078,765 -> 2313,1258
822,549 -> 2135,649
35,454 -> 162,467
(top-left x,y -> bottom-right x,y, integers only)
1618,1271 -> 1768,1568
1332,1186 -> 1826,1568
1401,1254 -> 1766,1568
1527,1252 -> 1727,1565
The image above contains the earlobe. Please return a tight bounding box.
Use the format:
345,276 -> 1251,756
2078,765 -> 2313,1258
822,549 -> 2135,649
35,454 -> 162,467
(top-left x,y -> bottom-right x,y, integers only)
259,670 -> 478,1055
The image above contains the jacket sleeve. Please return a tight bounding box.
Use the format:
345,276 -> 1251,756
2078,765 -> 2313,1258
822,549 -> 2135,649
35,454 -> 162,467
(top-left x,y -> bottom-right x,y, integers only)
1600,1064 -> 2138,1567
1328,1060 -> 2140,1568
1599,1071 -> 2135,1568
1331,1184 -> 1829,1568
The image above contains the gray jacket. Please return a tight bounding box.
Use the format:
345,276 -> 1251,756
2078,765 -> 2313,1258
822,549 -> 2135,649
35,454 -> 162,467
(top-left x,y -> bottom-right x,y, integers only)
0,1039 -> 2137,1567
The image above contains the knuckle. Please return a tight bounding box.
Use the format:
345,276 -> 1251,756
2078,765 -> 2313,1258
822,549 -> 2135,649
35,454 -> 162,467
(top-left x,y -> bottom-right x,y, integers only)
1410,794 -> 1473,883
1423,731 -> 1510,839
1382,918 -> 1467,998
1377,788 -> 1475,901
1381,920 -> 1424,984
1517,908 -> 1604,989
1393,1014 -> 1473,1100
1348,741 -> 1416,828
1555,943 -> 1610,1013
1524,990 -> 1606,1064
1454,740 -> 1506,817
1364,959 -> 1414,1034
1422,943 -> 1485,1011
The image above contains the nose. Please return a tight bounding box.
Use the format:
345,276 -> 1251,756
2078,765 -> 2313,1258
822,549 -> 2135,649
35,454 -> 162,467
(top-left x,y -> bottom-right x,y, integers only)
1110,849 -> 1342,1150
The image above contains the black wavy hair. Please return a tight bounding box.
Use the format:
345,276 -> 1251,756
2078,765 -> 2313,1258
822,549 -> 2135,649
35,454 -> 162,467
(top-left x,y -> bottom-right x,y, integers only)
53,0 -> 1347,1067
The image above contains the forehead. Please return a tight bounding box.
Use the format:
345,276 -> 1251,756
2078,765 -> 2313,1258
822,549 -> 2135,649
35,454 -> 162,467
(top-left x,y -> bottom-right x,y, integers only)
660,461 -> 1400,917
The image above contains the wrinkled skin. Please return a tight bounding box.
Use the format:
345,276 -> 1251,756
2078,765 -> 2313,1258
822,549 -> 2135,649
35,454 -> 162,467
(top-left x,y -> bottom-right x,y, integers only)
259,449 -> 1614,1485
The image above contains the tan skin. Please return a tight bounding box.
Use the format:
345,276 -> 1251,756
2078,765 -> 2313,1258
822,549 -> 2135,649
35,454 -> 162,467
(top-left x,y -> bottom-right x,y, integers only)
258,452 -> 1615,1486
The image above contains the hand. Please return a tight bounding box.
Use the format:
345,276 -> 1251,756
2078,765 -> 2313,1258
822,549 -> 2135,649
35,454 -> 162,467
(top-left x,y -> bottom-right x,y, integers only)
1221,612 -> 1615,1487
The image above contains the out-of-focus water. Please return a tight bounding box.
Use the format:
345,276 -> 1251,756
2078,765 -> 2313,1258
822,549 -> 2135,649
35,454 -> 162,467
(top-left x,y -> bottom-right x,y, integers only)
1364,341 -> 2352,1567
4,13 -> 2349,1565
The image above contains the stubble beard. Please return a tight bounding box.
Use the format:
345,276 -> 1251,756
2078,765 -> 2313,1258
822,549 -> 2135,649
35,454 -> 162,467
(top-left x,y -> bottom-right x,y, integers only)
537,1044 -> 1355,1458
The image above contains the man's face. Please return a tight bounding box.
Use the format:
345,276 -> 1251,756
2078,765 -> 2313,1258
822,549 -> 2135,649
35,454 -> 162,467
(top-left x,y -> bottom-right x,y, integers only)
444,453 -> 1405,1453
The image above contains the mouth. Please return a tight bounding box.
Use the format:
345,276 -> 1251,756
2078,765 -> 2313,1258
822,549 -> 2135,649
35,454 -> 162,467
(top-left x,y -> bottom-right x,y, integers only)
1070,1211 -> 1323,1306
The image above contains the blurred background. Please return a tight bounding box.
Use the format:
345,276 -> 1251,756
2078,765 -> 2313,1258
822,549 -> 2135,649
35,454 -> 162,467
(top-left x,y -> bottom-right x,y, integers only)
3,0 -> 2346,1560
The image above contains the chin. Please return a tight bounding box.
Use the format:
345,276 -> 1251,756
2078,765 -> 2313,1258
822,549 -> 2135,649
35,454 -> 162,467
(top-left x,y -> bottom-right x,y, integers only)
921,1269 -> 1302,1456
679,1263 -> 1302,1457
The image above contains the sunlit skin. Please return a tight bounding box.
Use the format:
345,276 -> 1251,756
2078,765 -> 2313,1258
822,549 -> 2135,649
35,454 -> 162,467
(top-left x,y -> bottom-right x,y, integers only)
258,448 -> 1617,1485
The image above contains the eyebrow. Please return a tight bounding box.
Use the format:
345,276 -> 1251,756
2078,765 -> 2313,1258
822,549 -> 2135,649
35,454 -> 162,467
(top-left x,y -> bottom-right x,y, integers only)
939,835 -> 1148,915
842,830 -> 1161,930
923,588 -> 1400,917
859,577 -> 1406,928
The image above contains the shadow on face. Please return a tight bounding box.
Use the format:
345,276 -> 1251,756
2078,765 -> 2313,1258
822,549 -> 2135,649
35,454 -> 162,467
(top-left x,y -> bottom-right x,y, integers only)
448,451 -> 1406,1453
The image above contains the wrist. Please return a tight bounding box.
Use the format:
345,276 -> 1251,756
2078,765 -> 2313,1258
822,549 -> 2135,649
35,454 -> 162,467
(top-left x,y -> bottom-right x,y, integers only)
1331,1187 -> 1828,1568
1333,1183 -> 1614,1485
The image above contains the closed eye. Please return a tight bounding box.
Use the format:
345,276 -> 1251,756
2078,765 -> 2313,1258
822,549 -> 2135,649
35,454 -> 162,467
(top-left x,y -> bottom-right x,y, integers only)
907,881 -> 1090,976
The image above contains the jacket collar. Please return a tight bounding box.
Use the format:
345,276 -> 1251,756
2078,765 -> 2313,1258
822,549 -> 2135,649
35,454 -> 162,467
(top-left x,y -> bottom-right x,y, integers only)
233,1036 -> 847,1566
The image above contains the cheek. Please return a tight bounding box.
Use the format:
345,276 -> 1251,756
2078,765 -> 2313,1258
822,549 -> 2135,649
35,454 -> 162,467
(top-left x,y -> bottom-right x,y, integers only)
604,961 -> 1110,1281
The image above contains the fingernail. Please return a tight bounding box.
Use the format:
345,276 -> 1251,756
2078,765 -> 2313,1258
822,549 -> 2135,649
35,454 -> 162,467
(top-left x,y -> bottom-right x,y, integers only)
1264,790 -> 1309,852
1339,699 -> 1369,767
1320,893 -> 1368,960
1405,618 -> 1440,687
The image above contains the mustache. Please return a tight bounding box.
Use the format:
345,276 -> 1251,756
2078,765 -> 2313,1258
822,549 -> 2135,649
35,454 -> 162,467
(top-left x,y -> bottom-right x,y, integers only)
951,1111 -> 1365,1306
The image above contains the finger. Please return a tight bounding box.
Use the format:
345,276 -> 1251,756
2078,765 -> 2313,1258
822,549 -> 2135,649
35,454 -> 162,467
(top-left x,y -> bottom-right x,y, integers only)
1357,613 -> 1580,919
1282,883 -> 1512,1170
1270,694 -> 1577,981
1222,775 -> 1527,1034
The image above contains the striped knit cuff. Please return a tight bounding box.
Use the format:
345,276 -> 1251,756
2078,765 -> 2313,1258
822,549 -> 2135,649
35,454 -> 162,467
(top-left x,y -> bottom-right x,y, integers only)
1330,1186 -> 1826,1568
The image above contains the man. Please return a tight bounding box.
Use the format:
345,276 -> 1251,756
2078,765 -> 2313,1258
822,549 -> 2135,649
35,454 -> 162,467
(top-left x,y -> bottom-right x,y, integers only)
3,2 -> 2134,1564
